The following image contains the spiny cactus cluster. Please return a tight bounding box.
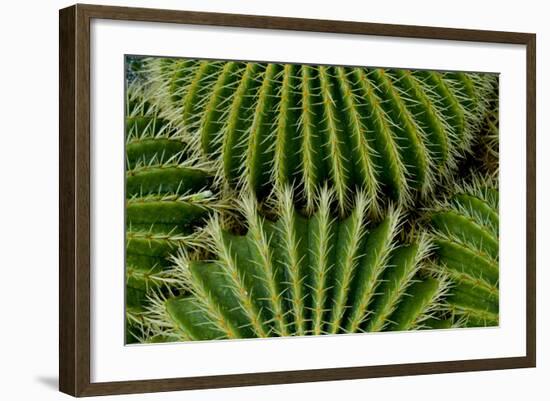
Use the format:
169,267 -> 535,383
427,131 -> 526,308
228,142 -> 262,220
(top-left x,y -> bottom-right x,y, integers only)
426,176 -> 499,327
145,59 -> 497,216
125,56 -> 499,344
148,191 -> 450,341
125,83 -> 230,341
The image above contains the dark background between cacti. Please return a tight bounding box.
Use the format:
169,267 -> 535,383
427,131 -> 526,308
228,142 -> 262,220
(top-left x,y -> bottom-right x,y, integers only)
124,55 -> 499,344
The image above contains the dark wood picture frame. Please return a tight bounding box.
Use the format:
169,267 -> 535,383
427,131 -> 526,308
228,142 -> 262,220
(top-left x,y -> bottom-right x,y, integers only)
59,3 -> 536,397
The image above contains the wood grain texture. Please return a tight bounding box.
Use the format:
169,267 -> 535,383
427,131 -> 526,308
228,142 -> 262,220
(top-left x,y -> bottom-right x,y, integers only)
60,5 -> 92,396
79,357 -> 534,396
78,3 -> 533,44
59,5 -> 76,395
59,3 -> 536,397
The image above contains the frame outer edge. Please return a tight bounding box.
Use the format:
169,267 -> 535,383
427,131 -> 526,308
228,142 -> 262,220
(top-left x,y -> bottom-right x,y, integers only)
525,33 -> 536,367
76,3 -> 93,396
75,3 -> 534,43
59,5 -> 78,397
60,4 -> 93,397
59,3 -> 537,396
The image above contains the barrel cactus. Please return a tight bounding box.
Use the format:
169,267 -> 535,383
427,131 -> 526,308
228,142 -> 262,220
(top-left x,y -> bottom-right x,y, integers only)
145,59 -> 497,217
425,175 -> 499,327
146,188 -> 449,341
125,82 -> 231,342
124,56 -> 500,343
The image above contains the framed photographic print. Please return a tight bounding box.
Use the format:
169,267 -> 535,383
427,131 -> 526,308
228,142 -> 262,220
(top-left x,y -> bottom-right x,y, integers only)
59,4 -> 536,397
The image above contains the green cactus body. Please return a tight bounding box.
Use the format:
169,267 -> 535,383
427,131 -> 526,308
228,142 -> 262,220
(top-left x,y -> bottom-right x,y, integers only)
124,82 -> 225,343
428,177 -> 499,327
126,139 -> 186,170
199,61 -> 243,155
146,58 -> 498,216
150,190 -> 448,340
272,64 -> 303,196
474,78 -> 499,174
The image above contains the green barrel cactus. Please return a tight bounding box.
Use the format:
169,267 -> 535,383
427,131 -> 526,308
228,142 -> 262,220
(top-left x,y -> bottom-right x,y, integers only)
426,175 -> 499,327
146,188 -> 449,341
125,82 -> 231,342
145,58 -> 497,217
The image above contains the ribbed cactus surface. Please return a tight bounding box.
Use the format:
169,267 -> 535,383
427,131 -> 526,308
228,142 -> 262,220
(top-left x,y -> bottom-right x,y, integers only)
427,176 -> 499,327
146,189 -> 448,341
146,59 -> 497,216
125,83 -> 227,342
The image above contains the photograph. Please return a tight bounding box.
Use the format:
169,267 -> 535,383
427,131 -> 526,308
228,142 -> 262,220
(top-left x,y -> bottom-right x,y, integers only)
124,56 -> 500,344
0,0 -> 544,399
